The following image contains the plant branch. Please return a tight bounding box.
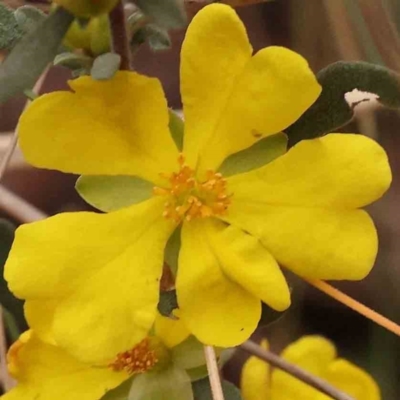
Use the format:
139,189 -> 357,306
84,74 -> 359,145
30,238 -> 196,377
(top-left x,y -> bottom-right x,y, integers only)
305,278 -> 400,337
0,185 -> 47,223
109,1 -> 131,70
204,345 -> 225,400
240,340 -> 355,400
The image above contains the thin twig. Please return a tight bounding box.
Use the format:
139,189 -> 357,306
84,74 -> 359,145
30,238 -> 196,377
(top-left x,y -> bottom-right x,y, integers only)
109,1 -> 131,70
240,341 -> 355,400
305,278 -> 400,337
0,185 -> 47,223
204,345 -> 225,400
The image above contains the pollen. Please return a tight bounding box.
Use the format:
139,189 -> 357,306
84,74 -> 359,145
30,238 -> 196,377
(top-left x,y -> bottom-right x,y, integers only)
109,338 -> 158,375
153,154 -> 231,222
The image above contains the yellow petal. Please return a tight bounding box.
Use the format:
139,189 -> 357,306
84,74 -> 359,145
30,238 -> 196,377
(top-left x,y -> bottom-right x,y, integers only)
154,313 -> 190,349
212,222 -> 290,311
227,134 -> 391,209
181,4 -> 321,173
271,336 -> 336,400
5,197 -> 176,363
181,4 -> 252,169
176,219 -> 261,347
241,339 -> 270,400
24,300 -> 57,345
225,202 -> 377,280
18,71 -> 178,185
315,359 -> 381,400
5,332 -> 127,400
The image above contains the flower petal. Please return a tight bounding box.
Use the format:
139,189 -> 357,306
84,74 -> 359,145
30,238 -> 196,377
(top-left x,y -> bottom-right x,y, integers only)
154,313 -> 190,349
5,332 -> 127,400
176,219 -> 261,347
241,339 -> 270,400
227,134 -> 391,209
181,4 -> 320,173
316,359 -> 381,400
212,222 -> 290,311
225,202 -> 377,280
181,4 -> 252,169
5,197 -> 176,363
18,71 -> 178,185
271,336 -> 336,400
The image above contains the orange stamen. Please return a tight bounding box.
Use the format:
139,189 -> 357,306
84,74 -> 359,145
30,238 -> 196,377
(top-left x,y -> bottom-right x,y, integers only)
154,154 -> 231,222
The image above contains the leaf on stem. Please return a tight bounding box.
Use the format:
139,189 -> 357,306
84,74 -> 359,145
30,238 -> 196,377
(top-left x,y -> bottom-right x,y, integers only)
285,61 -> 400,146
0,6 -> 74,104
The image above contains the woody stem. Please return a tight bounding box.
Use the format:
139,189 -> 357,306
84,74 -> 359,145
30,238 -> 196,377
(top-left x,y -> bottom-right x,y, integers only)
204,345 -> 225,400
305,278 -> 400,337
241,340 -> 355,400
109,1 -> 131,70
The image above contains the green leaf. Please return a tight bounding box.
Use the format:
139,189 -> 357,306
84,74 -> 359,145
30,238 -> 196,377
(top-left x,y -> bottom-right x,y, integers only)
285,61 -> 400,146
54,52 -> 93,71
91,52 -> 121,80
14,5 -> 46,34
164,226 -> 181,276
0,219 -> 26,332
134,0 -> 187,29
157,290 -> 178,318
218,133 -> 287,177
0,6 -> 74,104
0,3 -> 23,50
128,365 -> 194,400
186,365 -> 209,382
192,378 -> 242,400
172,336 -> 206,371
76,175 -> 153,212
101,378 -> 134,400
169,109 -> 184,150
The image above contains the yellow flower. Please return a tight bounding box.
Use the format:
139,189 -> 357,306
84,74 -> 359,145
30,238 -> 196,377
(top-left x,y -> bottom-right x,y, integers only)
5,4 -> 391,363
241,336 -> 381,400
2,316 -> 203,400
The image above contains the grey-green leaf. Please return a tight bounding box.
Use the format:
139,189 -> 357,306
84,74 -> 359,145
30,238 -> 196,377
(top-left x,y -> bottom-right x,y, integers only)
14,5 -> 46,34
157,290 -> 178,318
91,52 -> 121,80
285,61 -> 400,146
129,366 -> 194,400
172,336 -> 206,371
135,0 -> 187,29
76,175 -> 154,212
0,6 -> 74,104
192,378 -> 242,400
169,109 -> 184,150
0,4 -> 22,50
101,378 -> 134,400
164,226 -> 181,276
54,52 -> 93,71
218,133 -> 288,177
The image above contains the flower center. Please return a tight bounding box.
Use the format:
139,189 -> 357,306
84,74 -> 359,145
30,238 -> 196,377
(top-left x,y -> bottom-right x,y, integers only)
109,338 -> 158,375
154,154 -> 231,222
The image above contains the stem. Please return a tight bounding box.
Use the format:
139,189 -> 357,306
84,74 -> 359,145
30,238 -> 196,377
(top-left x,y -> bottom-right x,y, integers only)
204,345 -> 225,400
0,186 -> 47,223
109,1 -> 131,70
240,341 -> 355,400
305,278 -> 400,337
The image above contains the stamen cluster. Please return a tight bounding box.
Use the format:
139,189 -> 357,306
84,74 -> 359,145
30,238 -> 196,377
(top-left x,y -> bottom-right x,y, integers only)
154,154 -> 231,222
109,338 -> 158,375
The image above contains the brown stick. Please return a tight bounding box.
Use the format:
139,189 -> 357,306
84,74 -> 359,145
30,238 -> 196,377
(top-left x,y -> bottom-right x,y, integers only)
241,341 -> 355,400
109,1 -> 132,70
